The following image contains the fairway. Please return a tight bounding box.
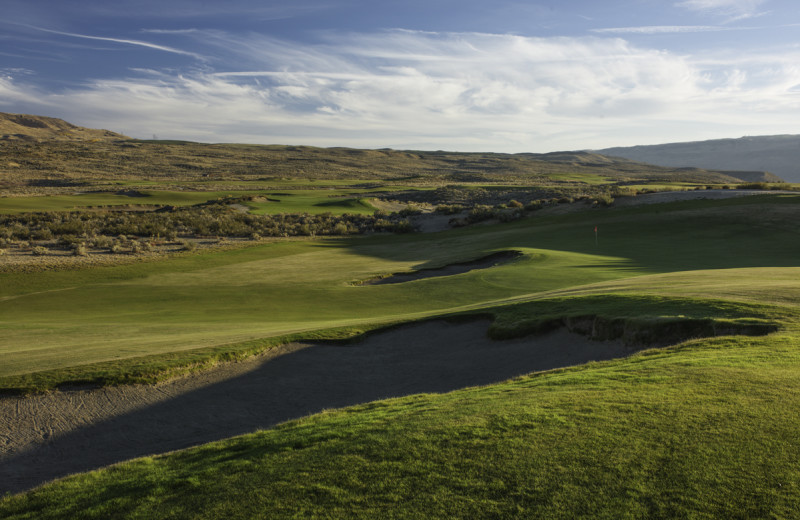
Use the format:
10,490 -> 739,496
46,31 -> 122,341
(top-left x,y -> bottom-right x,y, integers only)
4,192 -> 800,518
3,0 -> 800,510
1,194 -> 799,390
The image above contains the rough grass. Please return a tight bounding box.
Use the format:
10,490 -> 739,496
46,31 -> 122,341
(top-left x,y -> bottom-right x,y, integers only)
1,140 -> 742,198
0,189 -> 383,215
3,326 -> 800,518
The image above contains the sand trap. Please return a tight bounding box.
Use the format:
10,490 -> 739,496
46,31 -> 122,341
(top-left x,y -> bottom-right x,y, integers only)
0,320 -> 639,495
360,251 -> 522,285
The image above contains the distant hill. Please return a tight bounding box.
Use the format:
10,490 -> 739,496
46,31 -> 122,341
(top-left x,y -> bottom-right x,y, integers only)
597,135 -> 797,183
0,112 -> 128,142
0,112 -> 770,187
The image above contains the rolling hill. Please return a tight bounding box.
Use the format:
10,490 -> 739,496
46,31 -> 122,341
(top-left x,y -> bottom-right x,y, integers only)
0,112 -> 128,142
0,114 -> 762,197
598,135 -> 797,183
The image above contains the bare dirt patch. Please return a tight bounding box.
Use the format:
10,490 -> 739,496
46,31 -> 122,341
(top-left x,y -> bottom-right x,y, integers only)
358,250 -> 523,285
0,320 -> 640,495
614,189 -> 795,207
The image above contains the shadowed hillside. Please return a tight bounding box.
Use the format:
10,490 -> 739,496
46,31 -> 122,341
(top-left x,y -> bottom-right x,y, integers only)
598,135 -> 796,182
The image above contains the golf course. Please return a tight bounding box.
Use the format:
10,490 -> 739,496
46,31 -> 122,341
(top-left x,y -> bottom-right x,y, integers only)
3,152 -> 800,518
5,0 -> 800,513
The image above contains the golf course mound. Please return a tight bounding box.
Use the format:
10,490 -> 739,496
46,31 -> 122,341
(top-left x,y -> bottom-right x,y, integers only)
358,250 -> 523,285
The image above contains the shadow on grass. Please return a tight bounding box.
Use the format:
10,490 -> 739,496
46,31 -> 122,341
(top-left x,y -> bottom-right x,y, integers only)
323,195 -> 800,274
1,320 -> 644,495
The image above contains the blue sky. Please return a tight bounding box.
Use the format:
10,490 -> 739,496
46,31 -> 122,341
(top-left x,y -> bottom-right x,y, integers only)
1,0 -> 799,151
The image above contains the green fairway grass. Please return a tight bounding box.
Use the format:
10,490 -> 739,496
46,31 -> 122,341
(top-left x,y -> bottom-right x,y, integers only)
3,190 -> 800,517
244,191 -> 378,215
1,194 -> 799,393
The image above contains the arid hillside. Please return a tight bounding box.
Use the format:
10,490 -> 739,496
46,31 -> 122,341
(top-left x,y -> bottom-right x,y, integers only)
0,114 -> 756,196
598,135 -> 795,183
0,112 -> 128,142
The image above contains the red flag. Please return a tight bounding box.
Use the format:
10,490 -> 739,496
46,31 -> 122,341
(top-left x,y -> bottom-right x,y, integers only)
594,226 -> 597,233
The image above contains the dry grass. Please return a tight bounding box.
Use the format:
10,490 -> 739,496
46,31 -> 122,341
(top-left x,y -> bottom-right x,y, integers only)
1,139 -> 745,196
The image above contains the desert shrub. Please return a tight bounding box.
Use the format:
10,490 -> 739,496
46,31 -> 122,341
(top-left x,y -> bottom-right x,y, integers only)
333,222 -> 349,235
58,234 -> 82,246
507,199 -> 524,208
92,235 -> 114,248
525,201 -> 543,211
392,219 -> 416,233
31,246 -> 48,256
179,240 -> 197,251
31,228 -> 53,240
435,204 -> 463,215
51,220 -> 87,236
6,223 -> 30,240
71,243 -> 87,256
593,194 -> 615,206
610,187 -> 636,198
398,206 -> 423,217
467,205 -> 494,224
0,202 -> 423,251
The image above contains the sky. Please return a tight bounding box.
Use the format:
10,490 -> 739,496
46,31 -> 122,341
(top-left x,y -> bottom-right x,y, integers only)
1,0 -> 799,152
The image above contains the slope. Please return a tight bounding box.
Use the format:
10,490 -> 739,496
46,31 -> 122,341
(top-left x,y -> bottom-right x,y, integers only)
0,112 -> 128,142
599,135 -> 796,183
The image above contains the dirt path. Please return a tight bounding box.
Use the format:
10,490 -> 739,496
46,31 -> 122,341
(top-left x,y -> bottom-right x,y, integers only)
0,320 -> 639,495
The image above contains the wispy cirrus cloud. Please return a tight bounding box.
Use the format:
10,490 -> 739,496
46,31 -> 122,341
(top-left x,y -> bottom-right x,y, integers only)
592,25 -> 730,34
3,29 -> 800,151
676,0 -> 769,22
23,24 -> 206,60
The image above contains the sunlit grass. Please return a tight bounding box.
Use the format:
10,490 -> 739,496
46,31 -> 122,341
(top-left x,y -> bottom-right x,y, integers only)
1,195 -> 799,392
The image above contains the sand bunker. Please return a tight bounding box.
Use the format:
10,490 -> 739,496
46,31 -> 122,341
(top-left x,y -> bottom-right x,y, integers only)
0,320 -> 639,495
361,251 -> 522,285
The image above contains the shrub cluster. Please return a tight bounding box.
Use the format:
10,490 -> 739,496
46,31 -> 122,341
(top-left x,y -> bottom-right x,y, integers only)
0,204 -> 415,246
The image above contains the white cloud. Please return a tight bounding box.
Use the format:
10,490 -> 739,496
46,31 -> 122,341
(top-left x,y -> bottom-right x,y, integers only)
25,25 -> 206,60
592,25 -> 729,34
676,0 -> 769,22
6,29 -> 800,151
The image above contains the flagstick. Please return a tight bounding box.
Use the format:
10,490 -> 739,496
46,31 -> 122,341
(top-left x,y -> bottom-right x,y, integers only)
594,226 -> 598,246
